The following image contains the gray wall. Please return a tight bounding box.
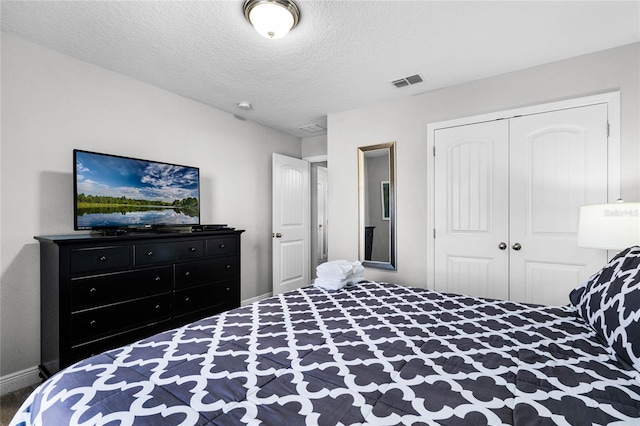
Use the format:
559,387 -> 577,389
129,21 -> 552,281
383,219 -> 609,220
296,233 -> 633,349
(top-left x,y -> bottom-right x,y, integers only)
0,33 -> 301,380
328,42 -> 640,287
301,135 -> 327,159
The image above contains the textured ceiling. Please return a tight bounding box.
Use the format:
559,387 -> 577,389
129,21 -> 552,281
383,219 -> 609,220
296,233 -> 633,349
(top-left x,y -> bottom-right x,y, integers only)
2,1 -> 639,138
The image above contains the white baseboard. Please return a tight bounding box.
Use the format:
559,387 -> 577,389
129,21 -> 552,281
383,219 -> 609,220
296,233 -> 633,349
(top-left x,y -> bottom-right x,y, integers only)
0,366 -> 41,396
241,292 -> 272,306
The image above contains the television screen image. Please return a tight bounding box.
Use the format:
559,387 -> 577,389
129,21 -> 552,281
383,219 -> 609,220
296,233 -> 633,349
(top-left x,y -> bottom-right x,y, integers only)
74,150 -> 200,230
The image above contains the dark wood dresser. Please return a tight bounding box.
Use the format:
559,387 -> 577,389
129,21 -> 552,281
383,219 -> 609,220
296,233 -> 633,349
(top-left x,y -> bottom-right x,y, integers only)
35,229 -> 244,378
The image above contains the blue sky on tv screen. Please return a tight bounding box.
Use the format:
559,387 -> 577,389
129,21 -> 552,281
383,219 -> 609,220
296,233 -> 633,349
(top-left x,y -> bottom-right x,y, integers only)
76,151 -> 199,203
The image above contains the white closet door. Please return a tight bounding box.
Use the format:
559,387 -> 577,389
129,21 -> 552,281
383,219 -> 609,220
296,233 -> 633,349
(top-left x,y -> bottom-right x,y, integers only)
434,120 -> 510,299
509,104 -> 609,305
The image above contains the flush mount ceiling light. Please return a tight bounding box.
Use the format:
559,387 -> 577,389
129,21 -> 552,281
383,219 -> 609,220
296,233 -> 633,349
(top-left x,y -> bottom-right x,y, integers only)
243,0 -> 300,39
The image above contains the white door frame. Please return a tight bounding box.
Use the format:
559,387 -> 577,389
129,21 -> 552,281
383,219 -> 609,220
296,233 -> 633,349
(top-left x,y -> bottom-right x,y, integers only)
426,91 -> 621,290
316,165 -> 329,264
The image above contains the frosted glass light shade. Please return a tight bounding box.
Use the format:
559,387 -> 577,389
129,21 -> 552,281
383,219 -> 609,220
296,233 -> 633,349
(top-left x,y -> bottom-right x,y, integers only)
244,0 -> 300,39
578,202 -> 640,250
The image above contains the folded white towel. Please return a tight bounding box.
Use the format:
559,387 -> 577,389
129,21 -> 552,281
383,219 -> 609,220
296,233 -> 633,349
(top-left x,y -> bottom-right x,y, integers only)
316,260 -> 363,280
316,260 -> 353,278
351,264 -> 365,276
314,260 -> 364,291
316,269 -> 364,282
315,270 -> 347,281
314,277 -> 349,291
314,276 -> 362,291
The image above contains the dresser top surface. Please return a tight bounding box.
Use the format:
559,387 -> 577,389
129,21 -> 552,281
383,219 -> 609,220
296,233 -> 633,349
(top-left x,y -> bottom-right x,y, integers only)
35,229 -> 245,244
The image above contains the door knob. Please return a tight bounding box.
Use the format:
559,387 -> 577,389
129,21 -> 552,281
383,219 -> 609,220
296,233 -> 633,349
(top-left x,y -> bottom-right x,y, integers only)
512,243 -> 522,251
274,233 -> 283,238
498,242 -> 507,250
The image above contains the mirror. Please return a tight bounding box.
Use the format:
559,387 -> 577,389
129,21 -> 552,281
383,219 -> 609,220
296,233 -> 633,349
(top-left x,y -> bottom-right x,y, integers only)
358,142 -> 396,270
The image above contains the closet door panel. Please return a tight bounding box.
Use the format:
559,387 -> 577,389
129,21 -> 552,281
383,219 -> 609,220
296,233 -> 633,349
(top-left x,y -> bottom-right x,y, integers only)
523,262 -> 583,306
434,120 -> 510,299
509,104 -> 609,304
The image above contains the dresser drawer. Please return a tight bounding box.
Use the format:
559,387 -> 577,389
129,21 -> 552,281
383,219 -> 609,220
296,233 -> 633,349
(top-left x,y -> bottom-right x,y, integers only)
71,293 -> 172,344
174,279 -> 239,317
70,246 -> 131,274
69,319 -> 171,364
135,240 -> 203,265
206,237 -> 237,257
174,257 -> 239,288
71,266 -> 172,310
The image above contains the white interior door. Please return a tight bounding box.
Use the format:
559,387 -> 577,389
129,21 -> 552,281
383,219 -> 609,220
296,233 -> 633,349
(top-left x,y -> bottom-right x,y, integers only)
272,154 -> 310,295
509,104 -> 609,304
434,120 -> 510,299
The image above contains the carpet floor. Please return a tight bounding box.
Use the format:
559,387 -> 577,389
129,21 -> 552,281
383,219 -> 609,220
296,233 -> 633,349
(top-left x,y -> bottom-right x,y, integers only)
1,384 -> 39,426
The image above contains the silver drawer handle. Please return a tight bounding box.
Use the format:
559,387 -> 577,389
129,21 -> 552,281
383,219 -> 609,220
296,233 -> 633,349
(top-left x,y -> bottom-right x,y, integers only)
89,287 -> 97,293
185,271 -> 191,276
90,320 -> 97,326
226,264 -> 231,269
189,247 -> 197,252
155,276 -> 161,281
98,256 -> 108,262
219,244 -> 225,249
146,251 -> 154,257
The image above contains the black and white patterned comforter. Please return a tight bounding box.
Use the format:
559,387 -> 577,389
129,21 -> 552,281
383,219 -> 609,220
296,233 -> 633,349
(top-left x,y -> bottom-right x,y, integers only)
11,281 -> 640,425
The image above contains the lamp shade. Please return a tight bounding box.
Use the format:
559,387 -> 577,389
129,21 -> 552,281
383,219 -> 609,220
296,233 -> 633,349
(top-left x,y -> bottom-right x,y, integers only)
578,202 -> 640,250
244,0 -> 300,39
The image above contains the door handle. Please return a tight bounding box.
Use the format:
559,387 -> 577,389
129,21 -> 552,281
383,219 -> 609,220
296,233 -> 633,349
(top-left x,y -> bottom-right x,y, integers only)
498,242 -> 507,250
512,243 -> 522,251
273,233 -> 283,238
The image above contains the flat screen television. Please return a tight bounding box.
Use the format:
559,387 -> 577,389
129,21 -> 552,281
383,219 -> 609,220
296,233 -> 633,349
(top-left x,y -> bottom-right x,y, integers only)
74,149 -> 200,231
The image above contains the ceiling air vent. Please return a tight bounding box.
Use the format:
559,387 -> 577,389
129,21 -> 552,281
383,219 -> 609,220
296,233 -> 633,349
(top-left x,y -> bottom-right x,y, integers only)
299,123 -> 326,133
390,73 -> 423,88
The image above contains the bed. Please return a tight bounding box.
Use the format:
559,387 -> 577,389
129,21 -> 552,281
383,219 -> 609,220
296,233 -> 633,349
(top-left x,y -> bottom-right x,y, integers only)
10,247 -> 640,425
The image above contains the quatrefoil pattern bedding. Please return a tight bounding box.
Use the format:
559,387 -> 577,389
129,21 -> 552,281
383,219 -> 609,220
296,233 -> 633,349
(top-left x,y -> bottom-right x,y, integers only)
570,246 -> 640,372
13,281 -> 640,425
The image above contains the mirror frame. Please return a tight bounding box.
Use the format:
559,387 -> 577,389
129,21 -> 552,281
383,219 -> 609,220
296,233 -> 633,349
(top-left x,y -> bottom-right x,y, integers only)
357,141 -> 396,270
